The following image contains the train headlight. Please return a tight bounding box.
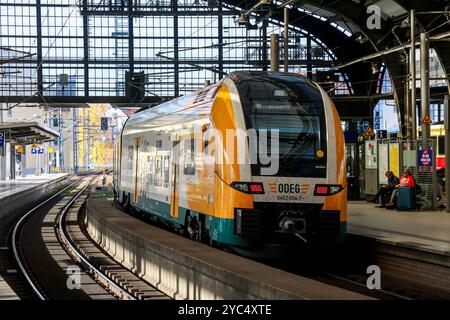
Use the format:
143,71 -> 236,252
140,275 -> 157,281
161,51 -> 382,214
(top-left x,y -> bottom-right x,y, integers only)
316,150 -> 325,158
230,182 -> 265,194
314,184 -> 344,196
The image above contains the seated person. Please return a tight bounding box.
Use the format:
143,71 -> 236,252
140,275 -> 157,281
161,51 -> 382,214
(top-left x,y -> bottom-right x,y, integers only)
367,171 -> 400,208
386,169 -> 415,208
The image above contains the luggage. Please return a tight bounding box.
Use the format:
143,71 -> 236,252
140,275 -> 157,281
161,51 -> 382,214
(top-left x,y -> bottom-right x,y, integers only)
396,187 -> 415,210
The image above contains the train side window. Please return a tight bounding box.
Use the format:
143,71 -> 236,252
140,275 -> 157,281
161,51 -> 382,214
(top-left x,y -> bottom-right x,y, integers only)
155,156 -> 163,187
183,139 -> 196,175
127,146 -> 133,170
163,155 -> 170,187
148,156 -> 154,185
438,136 -> 445,156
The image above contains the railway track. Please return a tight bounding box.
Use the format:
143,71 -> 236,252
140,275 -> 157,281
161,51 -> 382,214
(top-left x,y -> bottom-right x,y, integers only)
10,176 -> 168,300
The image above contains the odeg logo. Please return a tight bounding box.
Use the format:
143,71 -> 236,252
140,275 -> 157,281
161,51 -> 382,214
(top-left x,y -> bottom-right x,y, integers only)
278,184 -> 301,193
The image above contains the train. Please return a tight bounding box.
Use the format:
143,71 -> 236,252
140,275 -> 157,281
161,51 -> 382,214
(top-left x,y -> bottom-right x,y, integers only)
113,71 -> 347,257
430,122 -> 446,169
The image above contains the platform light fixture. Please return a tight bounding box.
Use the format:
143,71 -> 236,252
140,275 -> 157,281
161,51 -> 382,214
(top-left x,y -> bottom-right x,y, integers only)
238,12 -> 247,25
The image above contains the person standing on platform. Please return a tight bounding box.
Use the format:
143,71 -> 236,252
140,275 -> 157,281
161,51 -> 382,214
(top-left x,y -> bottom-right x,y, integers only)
367,171 -> 400,208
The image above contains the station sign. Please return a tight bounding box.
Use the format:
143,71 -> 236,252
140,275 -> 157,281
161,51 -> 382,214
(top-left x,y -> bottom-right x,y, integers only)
0,131 -> 4,147
31,146 -> 44,154
418,148 -> 433,167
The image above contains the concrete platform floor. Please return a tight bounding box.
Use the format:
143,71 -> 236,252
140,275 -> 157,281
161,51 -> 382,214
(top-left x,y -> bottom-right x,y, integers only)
0,173 -> 69,200
347,201 -> 450,255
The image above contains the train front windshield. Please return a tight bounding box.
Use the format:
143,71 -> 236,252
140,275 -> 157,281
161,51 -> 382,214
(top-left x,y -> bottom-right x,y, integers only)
236,74 -> 327,178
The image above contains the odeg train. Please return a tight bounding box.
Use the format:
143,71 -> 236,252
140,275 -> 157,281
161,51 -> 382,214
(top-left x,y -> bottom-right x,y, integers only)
113,71 -> 347,257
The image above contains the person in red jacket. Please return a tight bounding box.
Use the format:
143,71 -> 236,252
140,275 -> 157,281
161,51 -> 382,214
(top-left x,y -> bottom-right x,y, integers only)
386,169 -> 415,208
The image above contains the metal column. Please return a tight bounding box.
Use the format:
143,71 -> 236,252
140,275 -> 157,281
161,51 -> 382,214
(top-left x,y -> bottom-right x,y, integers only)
58,108 -> 63,173
36,0 -> 43,96
270,34 -> 279,72
218,1 -> 224,77
21,144 -> 26,177
173,0 -> 179,96
261,19 -> 268,71
306,35 -> 313,79
445,95 -> 450,213
0,105 -> 6,181
284,7 -> 289,72
410,10 -> 417,140
420,32 -> 430,142
73,108 -> 78,175
83,0 -> 89,97
9,142 -> 15,180
87,109 -> 90,171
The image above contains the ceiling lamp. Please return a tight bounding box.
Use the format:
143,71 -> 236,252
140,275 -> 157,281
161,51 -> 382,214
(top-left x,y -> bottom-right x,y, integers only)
238,12 -> 247,25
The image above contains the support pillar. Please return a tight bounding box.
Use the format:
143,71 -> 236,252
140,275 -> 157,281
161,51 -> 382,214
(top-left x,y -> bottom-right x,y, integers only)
0,106 -> 6,181
73,108 -> 78,175
21,144 -> 26,177
270,34 -> 279,72
10,142 -> 15,180
445,95 -> 450,213
410,9 -> 417,140
262,19 -> 268,71
284,7 -> 289,72
420,32 -> 430,142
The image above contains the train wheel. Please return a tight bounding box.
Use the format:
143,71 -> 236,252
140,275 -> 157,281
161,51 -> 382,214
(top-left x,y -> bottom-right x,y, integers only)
186,213 -> 210,244
117,191 -> 125,205
123,193 -> 131,211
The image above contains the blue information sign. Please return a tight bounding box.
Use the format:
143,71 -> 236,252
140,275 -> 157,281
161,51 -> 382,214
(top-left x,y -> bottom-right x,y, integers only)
418,148 -> 433,167
31,147 -> 44,154
0,131 -> 4,147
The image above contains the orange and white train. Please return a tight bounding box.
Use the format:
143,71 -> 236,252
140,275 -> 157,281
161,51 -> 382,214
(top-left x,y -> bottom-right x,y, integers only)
113,71 -> 347,256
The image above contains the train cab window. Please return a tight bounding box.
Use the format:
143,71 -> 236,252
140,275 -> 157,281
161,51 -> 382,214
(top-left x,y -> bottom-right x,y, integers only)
438,136 -> 445,156
235,74 -> 327,178
183,139 -> 196,175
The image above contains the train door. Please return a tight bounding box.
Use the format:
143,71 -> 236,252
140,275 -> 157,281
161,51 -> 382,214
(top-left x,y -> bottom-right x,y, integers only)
133,137 -> 140,204
170,137 -> 180,219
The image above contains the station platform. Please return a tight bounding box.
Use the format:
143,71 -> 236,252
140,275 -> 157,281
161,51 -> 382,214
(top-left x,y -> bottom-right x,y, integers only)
347,201 -> 450,256
85,196 -> 370,300
0,173 -> 69,201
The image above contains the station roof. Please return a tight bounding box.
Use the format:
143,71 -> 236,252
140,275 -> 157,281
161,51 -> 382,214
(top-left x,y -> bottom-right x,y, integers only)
0,122 -> 59,145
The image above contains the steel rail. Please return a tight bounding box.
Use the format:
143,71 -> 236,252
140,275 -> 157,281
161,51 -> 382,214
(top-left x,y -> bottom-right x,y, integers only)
11,178 -> 81,300
56,176 -> 136,300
